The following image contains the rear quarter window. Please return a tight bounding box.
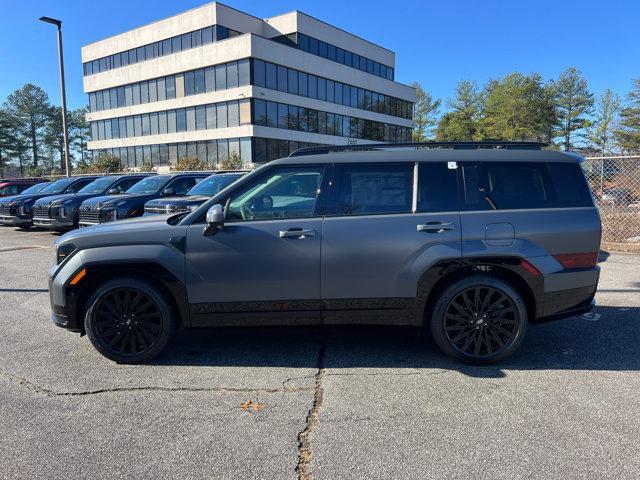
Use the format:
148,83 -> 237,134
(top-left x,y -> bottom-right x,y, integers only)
483,162 -> 551,210
547,163 -> 594,207
461,161 -> 594,211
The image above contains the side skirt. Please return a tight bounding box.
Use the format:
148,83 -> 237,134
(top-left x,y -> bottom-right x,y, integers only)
188,298 -> 418,327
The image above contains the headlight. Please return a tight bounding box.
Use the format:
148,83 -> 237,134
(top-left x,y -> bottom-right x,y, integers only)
165,204 -> 177,214
56,243 -> 76,265
52,204 -> 67,218
100,208 -> 118,221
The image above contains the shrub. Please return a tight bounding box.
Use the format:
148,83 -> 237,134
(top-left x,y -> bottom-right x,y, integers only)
174,156 -> 207,171
91,154 -> 123,173
219,152 -> 244,171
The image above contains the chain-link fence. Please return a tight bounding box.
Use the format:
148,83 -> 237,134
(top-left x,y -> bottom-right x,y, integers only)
582,156 -> 640,244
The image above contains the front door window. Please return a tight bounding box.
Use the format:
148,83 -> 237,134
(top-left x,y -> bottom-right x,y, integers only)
226,167 -> 324,221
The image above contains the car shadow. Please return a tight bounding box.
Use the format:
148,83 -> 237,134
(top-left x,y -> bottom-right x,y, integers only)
151,305 -> 639,377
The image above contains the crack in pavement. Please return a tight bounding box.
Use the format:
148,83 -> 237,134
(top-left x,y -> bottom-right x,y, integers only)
0,367 -> 313,397
325,369 -> 448,378
295,335 -> 327,480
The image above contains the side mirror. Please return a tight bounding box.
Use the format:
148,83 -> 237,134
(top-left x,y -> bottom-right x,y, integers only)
107,188 -> 119,195
162,188 -> 176,196
203,204 -> 225,236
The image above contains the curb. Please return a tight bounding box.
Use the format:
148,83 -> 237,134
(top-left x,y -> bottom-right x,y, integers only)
601,241 -> 640,253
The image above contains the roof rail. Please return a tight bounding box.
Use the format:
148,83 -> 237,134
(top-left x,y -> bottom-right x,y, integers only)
289,141 -> 546,157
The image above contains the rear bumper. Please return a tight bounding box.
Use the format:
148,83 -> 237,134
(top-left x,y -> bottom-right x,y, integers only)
535,266 -> 600,323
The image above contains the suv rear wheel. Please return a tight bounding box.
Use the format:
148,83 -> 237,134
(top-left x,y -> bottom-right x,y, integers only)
429,275 -> 527,364
84,277 -> 177,363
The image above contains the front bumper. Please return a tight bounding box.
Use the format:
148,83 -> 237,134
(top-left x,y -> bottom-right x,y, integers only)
49,270 -> 82,332
33,216 -> 74,230
0,214 -> 32,227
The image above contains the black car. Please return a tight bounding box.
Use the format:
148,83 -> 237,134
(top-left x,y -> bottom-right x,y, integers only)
0,176 -> 98,228
144,171 -> 246,215
78,172 -> 211,226
32,174 -> 153,231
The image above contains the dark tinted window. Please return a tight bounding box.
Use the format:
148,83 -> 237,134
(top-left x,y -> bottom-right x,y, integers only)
167,177 -> 199,195
548,163 -> 593,207
333,164 -> 413,216
482,162 -> 550,210
417,163 -> 458,212
67,179 -> 95,193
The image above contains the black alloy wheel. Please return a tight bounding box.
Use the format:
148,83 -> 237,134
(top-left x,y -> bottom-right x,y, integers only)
444,286 -> 518,357
85,278 -> 177,363
430,275 -> 527,363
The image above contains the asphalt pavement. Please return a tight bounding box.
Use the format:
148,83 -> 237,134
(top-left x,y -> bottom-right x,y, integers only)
0,226 -> 638,479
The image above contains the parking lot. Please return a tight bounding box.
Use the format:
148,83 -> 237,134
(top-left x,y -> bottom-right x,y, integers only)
0,226 -> 639,480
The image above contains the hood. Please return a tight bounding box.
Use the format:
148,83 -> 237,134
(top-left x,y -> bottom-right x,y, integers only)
80,192 -> 158,209
0,194 -> 24,205
146,195 -> 210,207
57,213 -> 184,250
35,191 -> 111,207
2,193 -> 52,205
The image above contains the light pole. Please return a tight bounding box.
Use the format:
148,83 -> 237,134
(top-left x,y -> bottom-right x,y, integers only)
39,16 -> 71,177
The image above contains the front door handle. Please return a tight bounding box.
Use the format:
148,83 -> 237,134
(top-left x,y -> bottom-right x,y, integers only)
417,222 -> 456,233
279,228 -> 316,239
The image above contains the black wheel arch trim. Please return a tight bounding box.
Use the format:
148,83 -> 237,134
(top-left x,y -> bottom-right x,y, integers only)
66,261 -> 190,332
417,256 -> 544,323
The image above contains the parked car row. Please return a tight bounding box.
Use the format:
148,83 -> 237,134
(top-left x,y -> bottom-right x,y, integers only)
0,171 -> 247,231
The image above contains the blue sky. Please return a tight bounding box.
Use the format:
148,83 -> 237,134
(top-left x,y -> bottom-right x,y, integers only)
1,0 -> 638,110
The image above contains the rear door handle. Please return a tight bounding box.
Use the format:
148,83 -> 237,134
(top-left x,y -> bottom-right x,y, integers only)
279,228 -> 316,238
417,222 -> 456,233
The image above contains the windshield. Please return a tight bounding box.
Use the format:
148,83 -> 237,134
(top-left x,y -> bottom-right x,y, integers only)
187,174 -> 243,196
126,175 -> 170,194
39,178 -> 77,194
78,177 -> 116,194
21,182 -> 52,194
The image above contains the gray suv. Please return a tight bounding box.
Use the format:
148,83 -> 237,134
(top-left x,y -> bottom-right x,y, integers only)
48,142 -> 601,364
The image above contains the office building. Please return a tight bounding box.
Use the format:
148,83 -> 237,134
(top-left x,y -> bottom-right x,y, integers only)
83,3 -> 416,165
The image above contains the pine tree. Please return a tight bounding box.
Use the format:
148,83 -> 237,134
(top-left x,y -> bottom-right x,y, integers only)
410,82 -> 440,141
553,67 -> 594,150
587,89 -> 621,156
615,79 -> 640,154
435,80 -> 481,141
3,84 -> 51,168
478,73 -> 556,142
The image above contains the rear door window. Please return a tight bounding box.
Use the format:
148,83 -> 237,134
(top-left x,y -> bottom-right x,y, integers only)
330,164 -> 413,216
417,162 -> 458,212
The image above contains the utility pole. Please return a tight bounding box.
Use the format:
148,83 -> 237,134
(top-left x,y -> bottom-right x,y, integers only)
39,16 -> 71,177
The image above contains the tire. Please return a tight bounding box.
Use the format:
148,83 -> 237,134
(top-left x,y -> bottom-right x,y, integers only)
429,275 -> 527,364
84,277 -> 178,363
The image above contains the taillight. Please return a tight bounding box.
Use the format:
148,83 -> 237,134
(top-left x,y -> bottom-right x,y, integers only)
553,252 -> 599,269
520,259 -> 541,276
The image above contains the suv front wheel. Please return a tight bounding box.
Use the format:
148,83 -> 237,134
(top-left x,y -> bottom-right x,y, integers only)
84,277 -> 177,363
429,275 -> 527,364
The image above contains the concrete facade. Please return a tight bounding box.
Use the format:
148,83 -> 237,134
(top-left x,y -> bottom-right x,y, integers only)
83,2 -> 416,165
